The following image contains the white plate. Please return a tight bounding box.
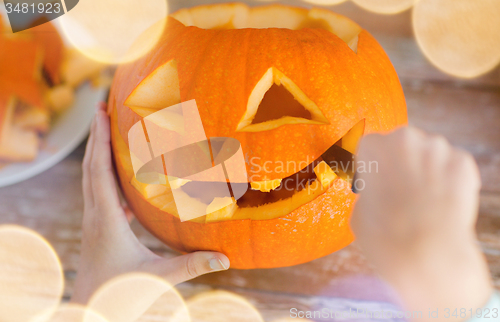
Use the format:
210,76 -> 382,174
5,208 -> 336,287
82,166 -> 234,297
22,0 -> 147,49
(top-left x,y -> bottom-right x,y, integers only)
0,84 -> 106,187
0,9 -> 108,187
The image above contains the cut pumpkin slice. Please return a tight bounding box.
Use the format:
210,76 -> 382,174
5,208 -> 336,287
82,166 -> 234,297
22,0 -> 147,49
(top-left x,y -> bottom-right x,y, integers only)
62,48 -> 107,87
46,85 -> 75,113
0,37 -> 44,108
24,20 -> 64,85
0,97 -> 39,162
13,102 -> 50,134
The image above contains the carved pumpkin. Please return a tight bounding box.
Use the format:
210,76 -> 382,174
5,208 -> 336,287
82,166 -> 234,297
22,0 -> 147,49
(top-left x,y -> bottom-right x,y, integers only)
109,3 -> 407,269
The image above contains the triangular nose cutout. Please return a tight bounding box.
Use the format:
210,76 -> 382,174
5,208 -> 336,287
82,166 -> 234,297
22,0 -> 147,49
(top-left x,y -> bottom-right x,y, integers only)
237,67 -> 329,132
252,84 -> 313,124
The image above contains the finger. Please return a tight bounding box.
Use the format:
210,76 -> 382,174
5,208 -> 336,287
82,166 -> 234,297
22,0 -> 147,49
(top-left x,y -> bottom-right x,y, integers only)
123,204 -> 135,224
82,115 -> 97,208
145,252 -> 230,285
453,148 -> 482,191
89,108 -> 122,214
116,185 -> 135,223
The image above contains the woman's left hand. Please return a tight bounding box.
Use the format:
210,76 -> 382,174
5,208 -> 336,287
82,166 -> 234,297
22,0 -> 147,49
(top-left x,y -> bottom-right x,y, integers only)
71,103 -> 229,304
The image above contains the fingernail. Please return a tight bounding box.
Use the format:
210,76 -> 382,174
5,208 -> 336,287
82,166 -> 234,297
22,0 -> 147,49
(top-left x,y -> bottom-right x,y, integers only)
209,258 -> 227,271
351,173 -> 359,194
96,103 -> 101,112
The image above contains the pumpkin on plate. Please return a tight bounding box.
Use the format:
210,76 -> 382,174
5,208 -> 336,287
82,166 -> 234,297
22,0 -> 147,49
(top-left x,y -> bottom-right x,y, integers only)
109,3 -> 407,269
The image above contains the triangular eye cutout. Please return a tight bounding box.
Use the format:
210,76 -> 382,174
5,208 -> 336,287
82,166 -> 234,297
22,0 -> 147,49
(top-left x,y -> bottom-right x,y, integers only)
237,67 -> 329,132
125,59 -> 181,118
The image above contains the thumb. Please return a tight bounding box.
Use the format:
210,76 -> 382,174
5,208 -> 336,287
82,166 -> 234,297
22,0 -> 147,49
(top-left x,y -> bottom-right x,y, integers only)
144,252 -> 230,285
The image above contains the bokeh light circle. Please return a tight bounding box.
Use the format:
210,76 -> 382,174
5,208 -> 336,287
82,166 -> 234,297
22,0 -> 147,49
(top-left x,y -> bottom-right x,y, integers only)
0,225 -> 63,322
88,272 -> 189,322
58,0 -> 168,64
303,0 -> 348,6
352,0 -> 416,14
43,304 -> 108,322
271,318 -> 314,322
413,0 -> 500,78
175,290 -> 264,322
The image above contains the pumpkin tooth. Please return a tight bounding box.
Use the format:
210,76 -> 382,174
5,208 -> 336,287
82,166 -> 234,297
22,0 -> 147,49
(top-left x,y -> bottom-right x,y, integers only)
148,189 -> 207,224
166,176 -> 191,190
131,176 -> 169,199
206,197 -> 237,223
250,179 -> 282,192
341,119 -> 365,155
314,161 -> 338,188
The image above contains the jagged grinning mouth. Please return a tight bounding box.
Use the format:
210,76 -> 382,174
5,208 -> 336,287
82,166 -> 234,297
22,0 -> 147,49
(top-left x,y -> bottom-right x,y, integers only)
181,119 -> 363,208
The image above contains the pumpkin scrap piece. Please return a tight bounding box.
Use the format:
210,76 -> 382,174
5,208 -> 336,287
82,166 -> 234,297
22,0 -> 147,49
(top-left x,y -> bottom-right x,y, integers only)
45,84 -> 75,112
62,48 -> 107,87
0,36 -> 44,108
0,97 -> 39,162
19,19 -> 65,85
13,102 -> 50,134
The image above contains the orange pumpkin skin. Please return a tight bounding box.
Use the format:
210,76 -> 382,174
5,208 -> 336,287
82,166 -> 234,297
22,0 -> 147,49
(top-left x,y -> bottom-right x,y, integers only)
109,5 -> 407,269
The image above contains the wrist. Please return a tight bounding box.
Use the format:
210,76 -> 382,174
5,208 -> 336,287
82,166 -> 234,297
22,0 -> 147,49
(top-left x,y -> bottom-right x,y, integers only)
381,238 -> 492,321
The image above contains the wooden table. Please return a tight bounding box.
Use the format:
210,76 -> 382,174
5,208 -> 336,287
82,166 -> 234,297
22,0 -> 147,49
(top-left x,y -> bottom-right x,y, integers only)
1,1 -> 499,320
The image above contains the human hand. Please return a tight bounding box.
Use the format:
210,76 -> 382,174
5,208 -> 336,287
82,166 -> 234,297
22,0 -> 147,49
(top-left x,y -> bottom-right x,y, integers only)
71,103 -> 230,304
351,127 -> 492,321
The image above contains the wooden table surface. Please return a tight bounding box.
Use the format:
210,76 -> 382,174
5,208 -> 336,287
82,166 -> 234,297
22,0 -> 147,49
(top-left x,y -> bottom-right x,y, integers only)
1,1 -> 500,320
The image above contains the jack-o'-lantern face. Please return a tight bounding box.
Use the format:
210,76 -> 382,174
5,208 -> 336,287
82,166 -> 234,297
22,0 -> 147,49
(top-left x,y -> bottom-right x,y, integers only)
109,3 -> 407,269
